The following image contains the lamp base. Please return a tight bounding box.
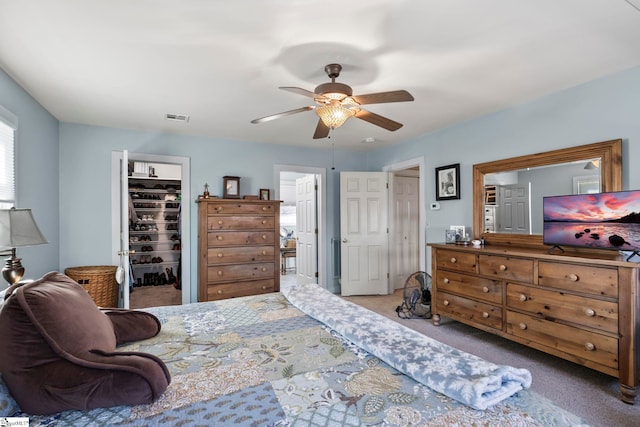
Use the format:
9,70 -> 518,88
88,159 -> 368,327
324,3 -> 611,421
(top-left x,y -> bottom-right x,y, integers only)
2,250 -> 25,284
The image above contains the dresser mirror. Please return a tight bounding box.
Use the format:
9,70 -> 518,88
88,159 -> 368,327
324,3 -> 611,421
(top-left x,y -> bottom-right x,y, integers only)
472,139 -> 622,246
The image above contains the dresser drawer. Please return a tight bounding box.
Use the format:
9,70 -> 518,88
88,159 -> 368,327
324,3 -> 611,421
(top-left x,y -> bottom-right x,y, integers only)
436,292 -> 502,329
207,246 -> 275,265
435,270 -> 502,304
538,261 -> 618,298
478,254 -> 533,283
208,203 -> 276,215
207,231 -> 275,247
506,311 -> 618,370
205,279 -> 275,300
506,283 -> 618,334
435,250 -> 476,273
207,262 -> 275,282
207,215 -> 275,230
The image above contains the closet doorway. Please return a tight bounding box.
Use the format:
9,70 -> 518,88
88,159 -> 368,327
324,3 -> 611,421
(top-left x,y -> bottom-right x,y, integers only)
110,152 -> 191,308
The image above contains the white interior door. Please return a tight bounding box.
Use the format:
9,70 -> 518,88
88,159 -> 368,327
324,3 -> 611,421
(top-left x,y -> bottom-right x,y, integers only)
296,175 -> 317,284
390,175 -> 420,290
118,150 -> 131,308
340,172 -> 389,296
499,184 -> 530,233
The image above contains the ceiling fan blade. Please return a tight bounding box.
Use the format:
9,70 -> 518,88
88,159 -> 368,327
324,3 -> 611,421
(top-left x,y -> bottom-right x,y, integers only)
351,90 -> 414,105
354,109 -> 403,131
312,118 -> 330,139
251,106 -> 314,124
279,87 -> 319,98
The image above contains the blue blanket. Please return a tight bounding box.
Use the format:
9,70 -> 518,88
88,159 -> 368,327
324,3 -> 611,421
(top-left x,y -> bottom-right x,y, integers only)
282,282 -> 532,410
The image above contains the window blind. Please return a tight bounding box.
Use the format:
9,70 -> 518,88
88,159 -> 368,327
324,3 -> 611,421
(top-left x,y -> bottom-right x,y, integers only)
0,106 -> 17,209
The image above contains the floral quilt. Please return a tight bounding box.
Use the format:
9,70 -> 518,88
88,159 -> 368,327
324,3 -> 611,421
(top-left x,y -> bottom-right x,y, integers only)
4,285 -> 587,426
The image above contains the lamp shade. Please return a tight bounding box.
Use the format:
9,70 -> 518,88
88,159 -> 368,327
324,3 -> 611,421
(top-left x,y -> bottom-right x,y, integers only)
584,160 -> 600,170
0,208 -> 48,249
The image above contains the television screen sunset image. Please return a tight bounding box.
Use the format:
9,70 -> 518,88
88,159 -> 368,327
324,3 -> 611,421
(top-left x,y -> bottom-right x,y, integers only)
543,191 -> 640,251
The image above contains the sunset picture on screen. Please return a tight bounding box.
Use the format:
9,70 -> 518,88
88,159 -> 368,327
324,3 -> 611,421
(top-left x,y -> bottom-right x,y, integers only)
543,190 -> 640,251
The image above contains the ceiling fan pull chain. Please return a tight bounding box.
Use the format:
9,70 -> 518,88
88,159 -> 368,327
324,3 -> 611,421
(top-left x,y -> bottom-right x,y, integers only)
331,140 -> 335,170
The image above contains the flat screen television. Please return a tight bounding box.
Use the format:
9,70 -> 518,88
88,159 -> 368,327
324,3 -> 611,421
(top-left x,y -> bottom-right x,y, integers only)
543,190 -> 640,259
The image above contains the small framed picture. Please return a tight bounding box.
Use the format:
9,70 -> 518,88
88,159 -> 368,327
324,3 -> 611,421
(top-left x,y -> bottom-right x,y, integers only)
223,176 -> 241,199
435,163 -> 460,201
259,189 -> 270,200
445,230 -> 457,244
450,225 -> 466,241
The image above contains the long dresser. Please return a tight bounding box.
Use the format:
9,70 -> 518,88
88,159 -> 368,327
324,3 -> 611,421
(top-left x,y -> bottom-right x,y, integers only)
429,243 -> 639,404
197,198 -> 281,301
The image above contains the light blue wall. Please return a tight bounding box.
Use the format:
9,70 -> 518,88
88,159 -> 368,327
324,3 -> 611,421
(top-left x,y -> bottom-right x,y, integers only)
58,123 -> 367,297
0,68 -> 59,282
365,66 -> 640,270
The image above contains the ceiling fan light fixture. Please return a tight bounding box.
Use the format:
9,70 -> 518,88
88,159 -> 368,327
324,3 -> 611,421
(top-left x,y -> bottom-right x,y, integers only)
316,102 -> 356,129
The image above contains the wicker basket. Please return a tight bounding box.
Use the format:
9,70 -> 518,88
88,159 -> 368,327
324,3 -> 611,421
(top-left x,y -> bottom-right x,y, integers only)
64,265 -> 119,307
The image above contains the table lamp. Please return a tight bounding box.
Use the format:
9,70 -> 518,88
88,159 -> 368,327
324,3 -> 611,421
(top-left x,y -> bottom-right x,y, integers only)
0,208 -> 48,285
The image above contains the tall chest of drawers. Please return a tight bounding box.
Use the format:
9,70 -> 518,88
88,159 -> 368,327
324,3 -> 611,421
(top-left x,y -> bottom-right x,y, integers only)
429,243 -> 640,404
197,199 -> 281,301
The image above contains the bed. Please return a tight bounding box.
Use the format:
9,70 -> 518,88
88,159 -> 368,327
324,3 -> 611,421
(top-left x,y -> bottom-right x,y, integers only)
2,281 -> 586,426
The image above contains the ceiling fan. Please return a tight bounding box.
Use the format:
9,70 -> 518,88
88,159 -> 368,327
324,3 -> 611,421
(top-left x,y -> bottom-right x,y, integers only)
251,63 -> 414,139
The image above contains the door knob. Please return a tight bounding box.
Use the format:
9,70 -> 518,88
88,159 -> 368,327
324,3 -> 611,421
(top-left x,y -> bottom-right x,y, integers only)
342,238 -> 348,243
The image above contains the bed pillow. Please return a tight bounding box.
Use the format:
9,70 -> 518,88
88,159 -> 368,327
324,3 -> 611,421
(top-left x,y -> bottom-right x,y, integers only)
0,271 -> 170,415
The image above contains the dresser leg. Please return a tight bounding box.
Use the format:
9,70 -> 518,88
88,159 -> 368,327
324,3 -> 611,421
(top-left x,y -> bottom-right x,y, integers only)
620,384 -> 637,404
433,314 -> 441,326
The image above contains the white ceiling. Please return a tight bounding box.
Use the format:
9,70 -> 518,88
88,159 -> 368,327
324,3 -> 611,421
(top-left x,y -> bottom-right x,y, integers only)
1,0 -> 640,151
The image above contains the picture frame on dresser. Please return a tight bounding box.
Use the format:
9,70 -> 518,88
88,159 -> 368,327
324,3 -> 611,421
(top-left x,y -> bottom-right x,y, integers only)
222,176 -> 240,199
259,188 -> 270,200
435,163 -> 460,201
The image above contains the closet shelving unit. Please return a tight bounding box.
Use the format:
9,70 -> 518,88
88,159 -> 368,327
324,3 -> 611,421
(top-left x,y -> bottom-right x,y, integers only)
128,177 -> 181,286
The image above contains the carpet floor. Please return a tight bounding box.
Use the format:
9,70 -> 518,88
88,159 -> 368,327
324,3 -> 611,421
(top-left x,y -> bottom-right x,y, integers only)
129,276 -> 639,426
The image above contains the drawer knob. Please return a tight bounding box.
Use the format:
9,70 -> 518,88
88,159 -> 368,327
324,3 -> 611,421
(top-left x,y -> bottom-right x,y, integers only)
262,220 -> 267,224
482,312 -> 489,318
585,342 -> 595,351
482,286 -> 489,293
519,294 -> 527,302
262,234 -> 267,240
261,267 -> 267,272
217,289 -> 223,294
218,220 -> 224,225
443,278 -> 450,284
585,308 -> 595,317
519,322 -> 527,330
568,273 -> 579,282
443,300 -> 450,306
217,271 -> 223,276
450,257 -> 457,263
262,250 -> 267,255
216,235 -> 223,241
499,264 -> 507,271
262,207 -> 268,211
262,285 -> 267,290
217,253 -> 224,258
217,207 -> 223,212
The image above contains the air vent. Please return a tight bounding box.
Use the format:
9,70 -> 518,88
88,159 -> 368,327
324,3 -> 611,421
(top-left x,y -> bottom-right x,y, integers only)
165,113 -> 190,122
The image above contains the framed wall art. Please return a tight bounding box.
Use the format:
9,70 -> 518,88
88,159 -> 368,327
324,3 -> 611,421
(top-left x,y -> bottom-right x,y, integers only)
435,163 -> 460,201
